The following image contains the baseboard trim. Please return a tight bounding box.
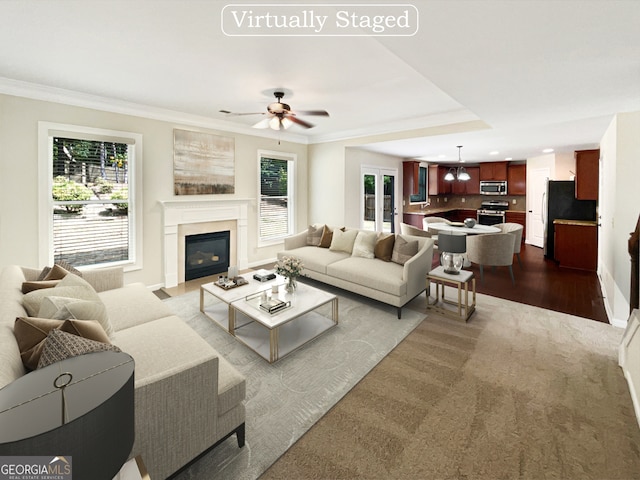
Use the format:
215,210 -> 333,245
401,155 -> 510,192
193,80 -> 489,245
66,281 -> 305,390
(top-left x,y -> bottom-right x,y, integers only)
619,309 -> 640,429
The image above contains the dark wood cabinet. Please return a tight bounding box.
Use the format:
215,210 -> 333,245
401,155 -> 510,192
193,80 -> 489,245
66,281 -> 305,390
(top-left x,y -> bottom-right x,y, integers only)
506,211 -> 526,242
402,213 -> 424,228
452,167 -> 480,195
403,161 -> 419,195
554,221 -> 597,271
507,164 -> 526,195
575,149 -> 599,200
479,161 -> 508,181
428,165 -> 452,195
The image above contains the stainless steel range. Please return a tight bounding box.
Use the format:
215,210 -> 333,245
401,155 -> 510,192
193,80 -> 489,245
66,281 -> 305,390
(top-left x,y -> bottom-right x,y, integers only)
477,200 -> 509,226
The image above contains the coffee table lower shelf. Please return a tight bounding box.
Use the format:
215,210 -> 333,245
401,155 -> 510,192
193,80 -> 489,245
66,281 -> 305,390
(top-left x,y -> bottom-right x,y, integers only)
232,310 -> 336,362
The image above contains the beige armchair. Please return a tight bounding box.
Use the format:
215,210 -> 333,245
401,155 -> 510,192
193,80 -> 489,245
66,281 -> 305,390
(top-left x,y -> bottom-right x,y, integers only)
466,233 -> 515,284
422,217 -> 451,246
496,223 -> 524,268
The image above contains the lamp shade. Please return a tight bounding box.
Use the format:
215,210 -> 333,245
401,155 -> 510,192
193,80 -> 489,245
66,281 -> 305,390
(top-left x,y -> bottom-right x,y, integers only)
0,351 -> 135,480
438,231 -> 467,253
444,168 -> 456,181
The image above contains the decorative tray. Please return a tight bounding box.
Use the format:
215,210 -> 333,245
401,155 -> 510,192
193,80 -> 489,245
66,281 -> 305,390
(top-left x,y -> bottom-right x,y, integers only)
449,222 -> 465,227
214,276 -> 248,290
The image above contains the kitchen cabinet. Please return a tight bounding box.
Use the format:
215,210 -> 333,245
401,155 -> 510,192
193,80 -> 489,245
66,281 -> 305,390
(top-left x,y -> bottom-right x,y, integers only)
505,211 -> 526,242
428,165 -> 452,195
402,213 -> 424,229
479,161 -> 508,181
554,220 -> 597,271
452,167 -> 480,195
404,161 -> 427,203
507,164 -> 526,195
448,209 -> 477,223
575,149 -> 599,200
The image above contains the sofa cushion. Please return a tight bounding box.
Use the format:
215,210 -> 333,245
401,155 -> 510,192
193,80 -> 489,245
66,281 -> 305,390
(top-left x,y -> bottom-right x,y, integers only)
99,283 -> 175,331
351,231 -> 377,259
375,233 -> 396,262
391,235 -> 419,265
306,224 -> 323,246
327,257 -> 407,296
279,246 -> 349,275
37,328 -> 120,369
14,317 -> 112,370
330,229 -> 358,254
111,315 -> 246,415
38,296 -> 113,337
23,273 -> 101,317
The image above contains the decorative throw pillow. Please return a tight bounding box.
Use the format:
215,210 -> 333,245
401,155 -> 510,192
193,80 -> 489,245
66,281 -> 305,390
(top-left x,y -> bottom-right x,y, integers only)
351,231 -> 378,259
375,234 -> 396,262
318,225 -> 334,248
14,317 -> 111,370
38,296 -> 113,337
306,224 -> 324,246
35,262 -> 82,282
23,273 -> 100,317
391,235 -> 419,265
37,329 -> 120,369
329,229 -> 359,254
21,280 -> 61,294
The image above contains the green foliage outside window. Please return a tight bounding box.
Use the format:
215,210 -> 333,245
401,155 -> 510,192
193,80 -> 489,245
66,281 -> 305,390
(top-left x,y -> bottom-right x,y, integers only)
52,176 -> 92,212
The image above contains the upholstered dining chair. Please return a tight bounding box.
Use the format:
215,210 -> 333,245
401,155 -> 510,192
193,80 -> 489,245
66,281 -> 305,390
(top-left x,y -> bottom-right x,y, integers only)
466,232 -> 516,284
495,223 -> 524,268
400,223 -> 439,256
422,217 -> 452,246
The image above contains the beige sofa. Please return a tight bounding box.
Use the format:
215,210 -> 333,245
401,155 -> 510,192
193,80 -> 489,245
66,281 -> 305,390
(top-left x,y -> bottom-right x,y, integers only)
278,226 -> 434,319
0,265 -> 246,479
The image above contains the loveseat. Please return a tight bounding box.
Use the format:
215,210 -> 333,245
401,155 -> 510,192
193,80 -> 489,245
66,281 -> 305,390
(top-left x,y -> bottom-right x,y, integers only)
0,265 -> 246,479
278,225 -> 434,318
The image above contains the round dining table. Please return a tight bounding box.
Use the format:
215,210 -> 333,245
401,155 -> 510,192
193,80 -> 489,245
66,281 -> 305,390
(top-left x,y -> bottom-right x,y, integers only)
426,223 -> 501,235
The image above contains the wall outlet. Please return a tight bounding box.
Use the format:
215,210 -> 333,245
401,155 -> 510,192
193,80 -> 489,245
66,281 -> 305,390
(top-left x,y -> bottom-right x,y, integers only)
437,198 -> 440,203
444,197 -> 448,202
512,199 -> 517,204
462,197 -> 466,203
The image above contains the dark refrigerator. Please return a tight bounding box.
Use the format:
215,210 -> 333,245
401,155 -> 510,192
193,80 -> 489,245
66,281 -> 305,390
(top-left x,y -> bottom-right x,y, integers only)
544,180 -> 597,259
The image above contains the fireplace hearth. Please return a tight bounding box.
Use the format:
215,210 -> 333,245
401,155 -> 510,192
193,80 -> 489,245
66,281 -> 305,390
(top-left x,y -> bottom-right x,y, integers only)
185,231 -> 230,281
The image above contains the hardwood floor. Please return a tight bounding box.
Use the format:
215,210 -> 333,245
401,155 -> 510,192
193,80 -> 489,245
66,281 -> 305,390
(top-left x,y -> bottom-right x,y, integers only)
454,242 -> 609,323
160,243 -> 609,323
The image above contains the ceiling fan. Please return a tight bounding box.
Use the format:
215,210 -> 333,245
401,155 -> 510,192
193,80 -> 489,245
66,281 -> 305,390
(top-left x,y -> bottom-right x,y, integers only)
220,91 -> 329,130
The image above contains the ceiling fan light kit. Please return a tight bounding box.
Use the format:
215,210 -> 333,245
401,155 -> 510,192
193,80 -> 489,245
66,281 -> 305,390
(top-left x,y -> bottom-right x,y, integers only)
220,91 -> 329,131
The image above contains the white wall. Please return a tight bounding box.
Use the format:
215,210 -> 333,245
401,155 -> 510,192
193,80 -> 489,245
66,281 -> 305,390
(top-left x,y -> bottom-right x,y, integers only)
0,94 -> 308,286
599,111 -> 640,327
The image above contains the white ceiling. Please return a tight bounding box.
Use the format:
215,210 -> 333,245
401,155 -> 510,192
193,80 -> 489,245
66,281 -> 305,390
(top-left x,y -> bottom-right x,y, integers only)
0,0 -> 638,163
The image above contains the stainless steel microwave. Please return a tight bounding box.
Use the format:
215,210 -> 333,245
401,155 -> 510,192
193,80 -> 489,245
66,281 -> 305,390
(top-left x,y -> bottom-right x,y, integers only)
480,180 -> 508,195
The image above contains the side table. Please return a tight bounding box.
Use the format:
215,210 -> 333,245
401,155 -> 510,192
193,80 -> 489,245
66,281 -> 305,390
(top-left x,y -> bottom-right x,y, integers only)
427,266 -> 476,322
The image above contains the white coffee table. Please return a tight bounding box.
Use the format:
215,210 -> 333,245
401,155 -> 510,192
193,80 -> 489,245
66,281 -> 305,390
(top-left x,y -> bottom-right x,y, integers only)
200,274 -> 338,363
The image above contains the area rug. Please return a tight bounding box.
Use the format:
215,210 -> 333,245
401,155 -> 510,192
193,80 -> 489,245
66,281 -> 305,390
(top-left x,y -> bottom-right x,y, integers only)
261,292 -> 640,480
163,283 -> 427,480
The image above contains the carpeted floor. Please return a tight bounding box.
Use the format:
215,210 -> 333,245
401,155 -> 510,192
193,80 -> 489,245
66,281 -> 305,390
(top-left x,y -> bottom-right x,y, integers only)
163,283 -> 426,480
261,292 -> 640,480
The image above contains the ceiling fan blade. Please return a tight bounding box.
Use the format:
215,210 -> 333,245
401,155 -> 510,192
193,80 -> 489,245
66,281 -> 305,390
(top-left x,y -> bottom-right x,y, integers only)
252,117 -> 272,129
287,115 -> 315,129
220,110 -> 264,116
293,110 -> 329,116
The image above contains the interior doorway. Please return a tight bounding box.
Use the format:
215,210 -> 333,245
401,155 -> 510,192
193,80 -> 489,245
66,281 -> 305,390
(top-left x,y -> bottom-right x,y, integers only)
527,167 -> 549,247
361,167 -> 398,233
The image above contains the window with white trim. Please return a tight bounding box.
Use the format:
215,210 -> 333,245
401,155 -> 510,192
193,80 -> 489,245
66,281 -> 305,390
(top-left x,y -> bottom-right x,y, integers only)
38,123 -> 143,270
258,151 -> 295,244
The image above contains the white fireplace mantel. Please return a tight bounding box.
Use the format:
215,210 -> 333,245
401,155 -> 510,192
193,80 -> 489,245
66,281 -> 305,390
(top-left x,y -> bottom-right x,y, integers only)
160,198 -> 252,287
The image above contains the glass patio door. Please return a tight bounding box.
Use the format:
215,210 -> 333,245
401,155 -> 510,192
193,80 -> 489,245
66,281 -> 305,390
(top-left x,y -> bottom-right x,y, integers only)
361,167 -> 398,233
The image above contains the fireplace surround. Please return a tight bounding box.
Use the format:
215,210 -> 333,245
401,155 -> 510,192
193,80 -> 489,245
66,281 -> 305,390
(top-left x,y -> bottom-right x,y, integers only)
160,199 -> 250,287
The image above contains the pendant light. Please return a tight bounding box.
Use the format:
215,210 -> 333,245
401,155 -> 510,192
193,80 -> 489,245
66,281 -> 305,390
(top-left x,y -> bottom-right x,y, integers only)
456,145 -> 470,181
444,168 -> 456,181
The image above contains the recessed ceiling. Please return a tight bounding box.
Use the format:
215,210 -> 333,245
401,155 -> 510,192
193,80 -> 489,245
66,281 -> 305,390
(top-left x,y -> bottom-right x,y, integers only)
0,0 -> 638,162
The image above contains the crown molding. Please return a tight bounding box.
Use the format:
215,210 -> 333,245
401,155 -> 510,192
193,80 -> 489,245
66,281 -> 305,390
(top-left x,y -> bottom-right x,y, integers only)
0,77 -> 309,144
